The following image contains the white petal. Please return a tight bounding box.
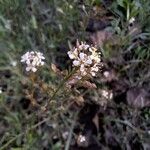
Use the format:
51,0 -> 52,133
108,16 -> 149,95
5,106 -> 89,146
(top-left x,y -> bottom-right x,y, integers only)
41,56 -> 45,60
30,51 -> 34,55
74,48 -> 78,55
82,71 -> 87,76
68,51 -> 75,59
103,71 -> 109,78
26,60 -> 31,65
73,60 -> 80,66
92,66 -> 99,72
75,75 -> 82,80
129,17 -> 135,24
91,71 -> 96,76
78,45 -> 83,50
94,67 -> 99,72
86,58 -> 92,65
20,59 -> 25,62
32,67 -> 37,72
96,58 -> 101,63
79,53 -> 85,60
83,44 -> 89,50
80,64 -> 85,72
32,59 -> 37,66
26,66 -> 31,72
69,54 -> 75,59
11,61 -> 17,66
40,61 -> 44,65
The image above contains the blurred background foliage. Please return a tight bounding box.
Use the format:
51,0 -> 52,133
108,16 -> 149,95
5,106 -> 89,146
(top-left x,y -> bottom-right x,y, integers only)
0,0 -> 150,149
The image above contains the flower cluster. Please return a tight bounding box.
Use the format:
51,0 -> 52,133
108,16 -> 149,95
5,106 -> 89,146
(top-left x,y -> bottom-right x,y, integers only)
67,41 -> 101,79
21,51 -> 45,72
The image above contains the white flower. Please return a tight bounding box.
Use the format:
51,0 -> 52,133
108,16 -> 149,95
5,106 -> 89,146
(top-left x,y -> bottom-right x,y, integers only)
91,72 -> 96,76
67,41 -> 102,79
78,135 -> 86,143
103,71 -> 109,78
101,89 -> 113,100
26,65 -> 37,72
21,51 -> 45,72
67,48 -> 78,59
85,57 -> 92,65
73,60 -> 80,66
62,131 -> 69,139
91,65 -> 99,76
129,17 -> 135,24
79,52 -> 86,60
10,60 -> 17,67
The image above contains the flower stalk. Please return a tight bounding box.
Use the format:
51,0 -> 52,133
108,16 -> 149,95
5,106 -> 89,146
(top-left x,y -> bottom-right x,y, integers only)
43,68 -> 77,110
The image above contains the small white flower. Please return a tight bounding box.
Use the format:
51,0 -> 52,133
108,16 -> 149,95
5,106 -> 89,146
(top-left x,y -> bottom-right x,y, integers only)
21,51 -> 45,72
26,66 -> 37,72
62,131 -> 69,139
68,52 -> 75,59
101,89 -> 113,100
91,72 -> 96,76
78,135 -> 86,143
129,17 -> 135,24
103,71 -> 109,78
101,90 -> 109,98
90,51 -> 101,63
91,65 -> 99,76
67,41 -> 102,80
52,123 -> 57,129
79,52 -> 86,61
91,66 -> 99,72
10,60 -> 17,67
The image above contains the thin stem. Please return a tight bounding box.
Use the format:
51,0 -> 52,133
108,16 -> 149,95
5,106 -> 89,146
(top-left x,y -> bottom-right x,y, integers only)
127,3 -> 130,21
65,111 -> 79,150
44,69 -> 77,109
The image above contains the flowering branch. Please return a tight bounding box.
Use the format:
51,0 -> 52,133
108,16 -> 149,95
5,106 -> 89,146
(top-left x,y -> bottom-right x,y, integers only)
20,41 -> 102,110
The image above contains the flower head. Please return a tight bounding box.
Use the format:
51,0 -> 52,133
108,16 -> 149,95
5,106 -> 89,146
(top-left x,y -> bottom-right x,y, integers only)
21,51 -> 45,72
67,41 -> 102,79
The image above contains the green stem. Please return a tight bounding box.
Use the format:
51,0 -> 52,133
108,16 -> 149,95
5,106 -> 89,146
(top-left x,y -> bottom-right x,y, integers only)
44,69 -> 77,109
65,111 -> 79,150
127,3 -> 130,21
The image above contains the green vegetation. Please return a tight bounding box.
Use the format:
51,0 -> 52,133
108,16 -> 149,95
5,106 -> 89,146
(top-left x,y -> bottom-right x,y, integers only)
0,0 -> 150,149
